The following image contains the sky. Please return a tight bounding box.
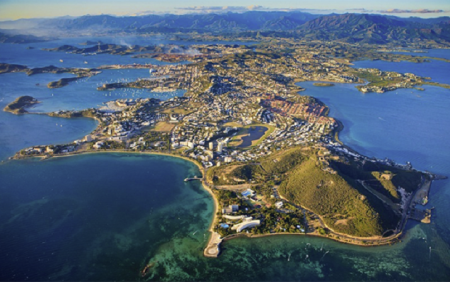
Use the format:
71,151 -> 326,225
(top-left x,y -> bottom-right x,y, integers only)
0,0 -> 449,21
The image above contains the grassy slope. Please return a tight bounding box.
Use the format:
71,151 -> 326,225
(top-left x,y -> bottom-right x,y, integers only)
279,156 -> 385,237
211,146 -> 420,237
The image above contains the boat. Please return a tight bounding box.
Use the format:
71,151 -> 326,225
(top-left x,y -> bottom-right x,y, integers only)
59,59 -> 63,63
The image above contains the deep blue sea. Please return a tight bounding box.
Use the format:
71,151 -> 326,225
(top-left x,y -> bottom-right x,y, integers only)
1,38 -> 450,281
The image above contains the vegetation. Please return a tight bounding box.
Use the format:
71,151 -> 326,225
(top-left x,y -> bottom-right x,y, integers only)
47,77 -> 81,88
371,171 -> 399,200
352,69 -> 404,89
251,208 -> 304,235
422,81 -> 450,90
3,96 -> 38,114
210,146 -> 416,237
279,156 -> 390,237
209,147 -> 305,185
151,122 -> 176,132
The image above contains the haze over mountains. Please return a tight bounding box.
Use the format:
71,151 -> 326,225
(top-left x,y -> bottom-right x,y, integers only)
1,11 -> 449,44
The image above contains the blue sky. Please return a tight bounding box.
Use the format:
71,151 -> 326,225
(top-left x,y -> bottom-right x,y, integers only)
1,0 -> 449,20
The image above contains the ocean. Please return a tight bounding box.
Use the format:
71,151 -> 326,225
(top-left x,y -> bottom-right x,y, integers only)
1,38 -> 449,281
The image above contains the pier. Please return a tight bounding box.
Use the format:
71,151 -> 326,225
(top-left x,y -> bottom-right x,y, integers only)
184,176 -> 203,182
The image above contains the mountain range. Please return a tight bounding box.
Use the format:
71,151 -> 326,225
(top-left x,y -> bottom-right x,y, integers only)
0,11 -> 449,44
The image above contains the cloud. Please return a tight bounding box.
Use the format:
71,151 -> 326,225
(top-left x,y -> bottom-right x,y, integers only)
176,6 -> 306,13
379,9 -> 446,14
177,6 -> 248,13
123,10 -> 173,16
347,8 -> 374,13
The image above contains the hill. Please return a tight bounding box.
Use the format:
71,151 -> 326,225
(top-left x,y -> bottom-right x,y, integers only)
29,11 -> 319,33
208,146 -> 426,237
295,13 -> 450,44
3,96 -> 39,114
1,12 -> 449,45
0,31 -> 49,44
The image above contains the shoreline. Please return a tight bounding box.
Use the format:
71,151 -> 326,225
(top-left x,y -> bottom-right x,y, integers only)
4,81 -> 443,257
5,84 -> 443,256
7,148 -> 413,254
221,230 -> 402,247
8,149 -> 223,257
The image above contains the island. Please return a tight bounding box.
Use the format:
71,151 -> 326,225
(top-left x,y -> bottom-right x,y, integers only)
3,96 -> 39,114
0,63 -> 101,88
5,37 -> 448,261
313,82 -> 335,87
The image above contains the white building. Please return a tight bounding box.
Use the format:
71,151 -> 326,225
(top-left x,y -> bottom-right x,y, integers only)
217,141 -> 224,153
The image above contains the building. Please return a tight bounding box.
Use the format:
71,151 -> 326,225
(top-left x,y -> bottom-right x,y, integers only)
93,141 -> 104,149
231,218 -> 261,232
275,201 -> 283,209
217,141 -> 224,153
222,204 -> 239,214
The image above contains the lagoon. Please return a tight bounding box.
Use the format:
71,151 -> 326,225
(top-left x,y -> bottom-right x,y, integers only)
238,126 -> 268,147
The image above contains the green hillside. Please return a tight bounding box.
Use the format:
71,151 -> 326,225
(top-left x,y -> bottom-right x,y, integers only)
209,146 -> 425,237
279,156 -> 386,237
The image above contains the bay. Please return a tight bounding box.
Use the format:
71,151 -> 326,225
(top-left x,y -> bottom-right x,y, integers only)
0,153 -> 213,281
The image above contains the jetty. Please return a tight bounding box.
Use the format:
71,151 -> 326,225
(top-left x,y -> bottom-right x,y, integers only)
203,232 -> 222,258
184,176 -> 203,182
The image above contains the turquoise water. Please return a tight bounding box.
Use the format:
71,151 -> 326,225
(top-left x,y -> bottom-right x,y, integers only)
0,153 -> 212,281
1,40 -> 450,281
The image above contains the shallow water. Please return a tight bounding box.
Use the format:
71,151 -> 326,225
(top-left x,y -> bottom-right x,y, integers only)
0,153 -> 212,281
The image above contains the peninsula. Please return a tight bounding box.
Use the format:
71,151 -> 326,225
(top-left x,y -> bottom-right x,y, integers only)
5,37 -> 447,259
4,96 -> 39,114
0,63 -> 101,88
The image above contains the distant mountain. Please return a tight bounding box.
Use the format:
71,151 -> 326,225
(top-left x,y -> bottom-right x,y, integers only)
394,16 -> 450,25
0,31 -> 49,44
296,13 -> 450,44
0,12 -> 319,34
1,12 -> 449,44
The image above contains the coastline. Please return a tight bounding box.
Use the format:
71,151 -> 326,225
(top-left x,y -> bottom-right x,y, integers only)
8,149 -> 222,257
7,147 -> 412,252
221,230 -> 402,247
4,81 -> 442,257
5,94 -> 442,256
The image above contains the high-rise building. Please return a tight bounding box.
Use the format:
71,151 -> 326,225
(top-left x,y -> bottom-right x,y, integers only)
217,141 -> 223,153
